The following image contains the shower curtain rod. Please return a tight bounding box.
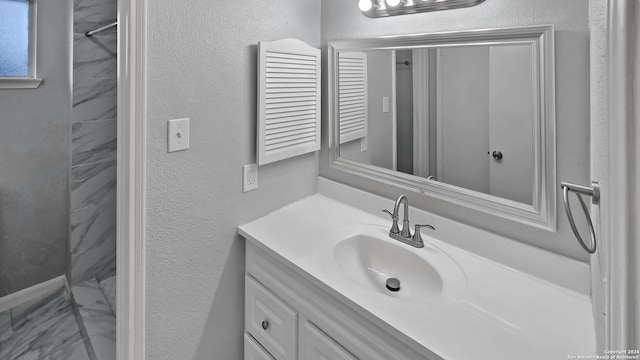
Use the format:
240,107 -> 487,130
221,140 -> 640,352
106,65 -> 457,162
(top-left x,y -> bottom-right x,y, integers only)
85,21 -> 117,37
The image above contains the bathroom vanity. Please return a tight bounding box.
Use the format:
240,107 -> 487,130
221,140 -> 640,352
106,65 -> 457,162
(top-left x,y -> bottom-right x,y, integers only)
239,178 -> 595,360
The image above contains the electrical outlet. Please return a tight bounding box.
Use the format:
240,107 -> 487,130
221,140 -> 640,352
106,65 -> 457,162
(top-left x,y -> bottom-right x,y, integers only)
243,164 -> 258,192
382,97 -> 390,113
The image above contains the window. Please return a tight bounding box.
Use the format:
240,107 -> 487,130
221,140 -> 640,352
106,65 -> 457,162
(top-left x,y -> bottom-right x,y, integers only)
0,0 -> 41,88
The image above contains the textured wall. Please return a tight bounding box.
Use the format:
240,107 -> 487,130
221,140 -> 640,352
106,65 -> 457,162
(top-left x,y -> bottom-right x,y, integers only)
145,1 -> 320,359
0,0 -> 72,297
70,0 -> 117,285
588,0 -> 608,351
320,0 -> 591,262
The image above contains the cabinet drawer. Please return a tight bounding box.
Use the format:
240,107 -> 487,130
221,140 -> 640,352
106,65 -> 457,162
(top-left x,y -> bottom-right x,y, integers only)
245,333 -> 276,360
246,275 -> 298,360
302,321 -> 358,360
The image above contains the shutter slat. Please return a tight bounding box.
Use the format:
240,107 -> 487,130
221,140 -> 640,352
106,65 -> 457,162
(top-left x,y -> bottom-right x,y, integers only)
266,105 -> 316,116
266,117 -> 316,130
338,52 -> 367,144
265,62 -> 316,70
266,127 -> 316,143
265,112 -> 316,124
266,96 -> 316,104
266,92 -> 316,99
266,51 -> 317,62
266,109 -> 316,120
265,135 -> 316,151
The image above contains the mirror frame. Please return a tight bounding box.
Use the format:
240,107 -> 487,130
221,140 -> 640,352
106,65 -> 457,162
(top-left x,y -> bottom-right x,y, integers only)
328,25 -> 556,230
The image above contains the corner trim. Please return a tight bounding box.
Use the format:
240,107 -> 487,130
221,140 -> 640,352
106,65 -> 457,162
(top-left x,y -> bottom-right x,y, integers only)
605,0 -> 639,351
117,0 -> 146,358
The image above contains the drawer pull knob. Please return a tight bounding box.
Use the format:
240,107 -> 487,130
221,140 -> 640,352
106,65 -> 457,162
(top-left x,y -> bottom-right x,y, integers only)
261,320 -> 269,330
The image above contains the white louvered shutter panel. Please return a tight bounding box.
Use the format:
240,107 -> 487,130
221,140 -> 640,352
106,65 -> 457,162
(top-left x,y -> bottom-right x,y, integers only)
338,52 -> 368,144
257,39 -> 321,165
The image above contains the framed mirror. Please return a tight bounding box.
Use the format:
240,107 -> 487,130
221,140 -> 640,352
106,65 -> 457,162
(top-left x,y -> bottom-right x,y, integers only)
328,26 -> 556,230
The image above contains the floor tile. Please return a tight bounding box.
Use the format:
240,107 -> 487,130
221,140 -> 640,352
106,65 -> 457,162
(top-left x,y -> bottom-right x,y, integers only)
0,310 -> 13,343
72,279 -> 115,360
6,289 -> 90,360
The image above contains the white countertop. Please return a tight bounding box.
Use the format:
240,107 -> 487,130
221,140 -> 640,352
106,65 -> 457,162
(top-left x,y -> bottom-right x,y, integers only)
238,179 -> 596,360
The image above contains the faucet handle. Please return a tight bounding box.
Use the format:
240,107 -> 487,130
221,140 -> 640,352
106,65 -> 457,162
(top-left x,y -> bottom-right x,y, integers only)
382,210 -> 401,234
382,209 -> 397,220
415,224 -> 435,231
412,224 -> 435,245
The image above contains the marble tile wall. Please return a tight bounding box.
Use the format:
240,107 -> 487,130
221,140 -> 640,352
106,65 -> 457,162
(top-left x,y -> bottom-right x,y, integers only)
70,0 -> 117,285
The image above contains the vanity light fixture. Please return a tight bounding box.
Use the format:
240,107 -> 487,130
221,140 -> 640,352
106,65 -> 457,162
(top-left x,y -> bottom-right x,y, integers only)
358,0 -> 374,12
359,0 -> 486,18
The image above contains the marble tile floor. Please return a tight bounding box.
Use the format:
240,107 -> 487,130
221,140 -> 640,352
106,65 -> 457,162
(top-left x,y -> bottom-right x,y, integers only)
71,277 -> 116,360
0,288 -> 90,360
0,276 -> 116,360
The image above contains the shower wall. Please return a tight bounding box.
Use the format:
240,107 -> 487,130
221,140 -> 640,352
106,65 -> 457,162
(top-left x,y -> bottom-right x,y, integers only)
0,0 -> 72,297
70,0 -> 117,285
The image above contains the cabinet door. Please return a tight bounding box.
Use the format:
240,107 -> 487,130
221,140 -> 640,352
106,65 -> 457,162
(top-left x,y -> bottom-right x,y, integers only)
246,276 -> 298,360
302,321 -> 357,360
245,333 -> 276,360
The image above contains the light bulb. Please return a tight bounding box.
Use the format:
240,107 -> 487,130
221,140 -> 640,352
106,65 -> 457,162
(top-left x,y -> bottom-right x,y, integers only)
386,0 -> 402,7
358,0 -> 374,11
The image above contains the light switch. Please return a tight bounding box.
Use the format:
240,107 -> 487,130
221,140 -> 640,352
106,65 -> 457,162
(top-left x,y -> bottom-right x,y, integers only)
168,118 -> 190,152
383,97 -> 390,113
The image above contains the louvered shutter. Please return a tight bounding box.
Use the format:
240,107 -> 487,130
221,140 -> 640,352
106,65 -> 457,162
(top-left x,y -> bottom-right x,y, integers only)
338,52 -> 368,144
257,39 -> 321,165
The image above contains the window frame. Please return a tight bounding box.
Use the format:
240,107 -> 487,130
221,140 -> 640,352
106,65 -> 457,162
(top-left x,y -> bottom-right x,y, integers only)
0,0 -> 41,89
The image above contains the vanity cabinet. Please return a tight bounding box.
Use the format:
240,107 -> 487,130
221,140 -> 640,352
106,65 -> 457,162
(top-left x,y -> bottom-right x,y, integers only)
244,241 -> 438,360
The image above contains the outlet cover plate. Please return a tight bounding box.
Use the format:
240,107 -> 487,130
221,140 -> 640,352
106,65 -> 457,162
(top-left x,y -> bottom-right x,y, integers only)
243,164 -> 258,192
168,118 -> 190,152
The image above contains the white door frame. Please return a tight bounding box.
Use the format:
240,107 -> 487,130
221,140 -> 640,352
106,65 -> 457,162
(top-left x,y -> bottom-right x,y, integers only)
412,49 -> 430,178
602,0 -> 639,351
116,0 -> 146,358
391,50 -> 398,171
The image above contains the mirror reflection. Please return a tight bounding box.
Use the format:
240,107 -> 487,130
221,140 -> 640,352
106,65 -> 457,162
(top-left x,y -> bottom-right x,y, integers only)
337,44 -> 536,205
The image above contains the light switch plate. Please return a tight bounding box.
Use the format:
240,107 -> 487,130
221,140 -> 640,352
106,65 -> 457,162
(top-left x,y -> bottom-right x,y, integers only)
383,97 -> 390,113
168,118 -> 190,152
243,164 -> 258,192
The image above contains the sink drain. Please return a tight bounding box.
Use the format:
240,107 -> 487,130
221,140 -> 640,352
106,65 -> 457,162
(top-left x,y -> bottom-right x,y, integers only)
385,278 -> 401,292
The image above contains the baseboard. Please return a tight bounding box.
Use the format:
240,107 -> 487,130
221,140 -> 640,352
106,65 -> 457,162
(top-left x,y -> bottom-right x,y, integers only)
0,276 -> 67,313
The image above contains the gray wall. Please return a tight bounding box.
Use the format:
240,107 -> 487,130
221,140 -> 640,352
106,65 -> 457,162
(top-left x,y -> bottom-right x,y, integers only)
321,0 -> 591,262
70,0 -> 117,285
0,0 -> 72,297
145,1 -> 320,359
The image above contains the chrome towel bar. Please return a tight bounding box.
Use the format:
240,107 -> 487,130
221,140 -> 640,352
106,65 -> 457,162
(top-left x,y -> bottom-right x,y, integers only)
85,21 -> 117,37
561,181 -> 600,254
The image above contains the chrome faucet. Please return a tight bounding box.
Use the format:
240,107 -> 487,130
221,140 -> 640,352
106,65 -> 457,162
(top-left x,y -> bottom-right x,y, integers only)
383,195 -> 435,248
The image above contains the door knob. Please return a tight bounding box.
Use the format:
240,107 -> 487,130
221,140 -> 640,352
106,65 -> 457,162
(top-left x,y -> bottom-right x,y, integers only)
492,151 -> 503,160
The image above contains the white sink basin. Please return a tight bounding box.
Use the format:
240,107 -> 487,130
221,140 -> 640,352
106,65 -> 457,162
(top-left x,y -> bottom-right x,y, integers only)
330,225 -> 466,302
